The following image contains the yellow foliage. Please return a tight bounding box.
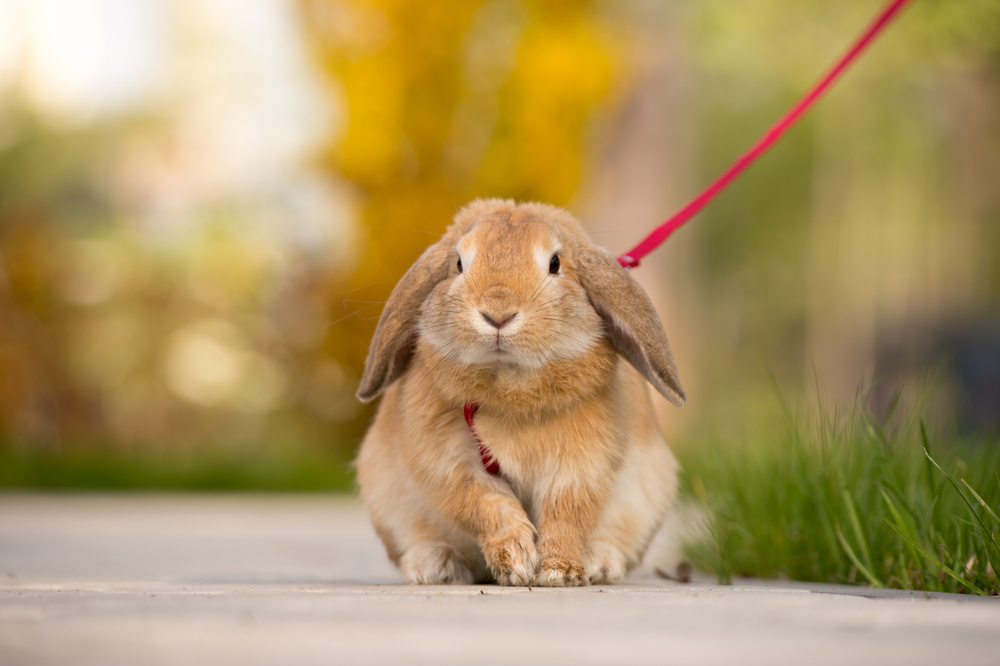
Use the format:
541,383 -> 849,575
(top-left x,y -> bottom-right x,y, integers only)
298,0 -> 625,387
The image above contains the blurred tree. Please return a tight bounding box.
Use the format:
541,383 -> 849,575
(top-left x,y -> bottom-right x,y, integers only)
0,106 -> 114,444
0,0 -> 627,465
0,1 -> 365,467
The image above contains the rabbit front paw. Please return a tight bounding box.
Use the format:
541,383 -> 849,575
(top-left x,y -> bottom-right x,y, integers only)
535,557 -> 589,587
483,531 -> 539,586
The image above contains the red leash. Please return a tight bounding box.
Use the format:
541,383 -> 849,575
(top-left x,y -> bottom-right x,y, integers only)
467,0 -> 916,474
616,0 -> 915,269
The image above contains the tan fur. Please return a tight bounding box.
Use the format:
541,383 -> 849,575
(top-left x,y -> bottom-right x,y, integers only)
355,199 -> 683,586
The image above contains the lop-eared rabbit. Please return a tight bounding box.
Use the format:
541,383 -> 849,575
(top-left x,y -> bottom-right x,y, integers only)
356,199 -> 684,586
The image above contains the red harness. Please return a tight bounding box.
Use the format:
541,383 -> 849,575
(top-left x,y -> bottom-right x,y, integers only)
464,403 -> 500,475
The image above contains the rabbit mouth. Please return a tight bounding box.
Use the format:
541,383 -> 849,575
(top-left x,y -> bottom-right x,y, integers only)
474,336 -> 532,367
486,339 -> 512,360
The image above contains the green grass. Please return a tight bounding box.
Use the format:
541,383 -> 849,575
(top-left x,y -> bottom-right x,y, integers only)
678,399 -> 1000,595
0,444 -> 356,491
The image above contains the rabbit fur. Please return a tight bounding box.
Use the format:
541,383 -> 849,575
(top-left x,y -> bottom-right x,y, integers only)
355,198 -> 684,586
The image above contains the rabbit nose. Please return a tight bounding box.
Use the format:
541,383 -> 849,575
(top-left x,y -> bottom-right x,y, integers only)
480,311 -> 517,330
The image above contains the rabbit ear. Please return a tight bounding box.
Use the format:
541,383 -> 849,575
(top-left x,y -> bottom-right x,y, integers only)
575,247 -> 686,407
356,241 -> 453,402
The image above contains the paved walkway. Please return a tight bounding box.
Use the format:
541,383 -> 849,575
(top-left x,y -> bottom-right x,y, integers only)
1,494 -> 998,665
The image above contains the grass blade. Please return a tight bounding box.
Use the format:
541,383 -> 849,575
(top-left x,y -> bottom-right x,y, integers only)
882,518 -> 988,596
842,488 -> 876,576
878,487 -> 924,572
924,449 -> 1000,578
920,422 -> 938,499
959,480 -> 1000,560
962,480 -> 1000,525
835,522 -> 884,588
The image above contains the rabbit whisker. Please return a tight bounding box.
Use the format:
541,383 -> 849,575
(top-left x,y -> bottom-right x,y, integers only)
376,337 -> 416,363
526,275 -> 553,308
347,281 -> 393,296
342,299 -> 388,306
328,303 -> 386,326
535,294 -> 568,310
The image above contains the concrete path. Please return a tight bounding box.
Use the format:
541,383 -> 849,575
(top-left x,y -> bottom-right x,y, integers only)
1,494 -> 997,666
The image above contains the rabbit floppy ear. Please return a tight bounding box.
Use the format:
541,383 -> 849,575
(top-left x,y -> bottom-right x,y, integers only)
575,247 -> 686,407
357,241 -> 453,402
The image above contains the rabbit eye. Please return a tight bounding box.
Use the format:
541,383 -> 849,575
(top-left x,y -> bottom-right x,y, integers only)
457,257 -> 463,274
549,254 -> 560,274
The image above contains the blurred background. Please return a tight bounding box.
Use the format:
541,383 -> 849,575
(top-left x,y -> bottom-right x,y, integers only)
0,0 -> 998,489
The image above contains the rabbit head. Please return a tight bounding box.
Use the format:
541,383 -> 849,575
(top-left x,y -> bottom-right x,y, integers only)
357,198 -> 684,407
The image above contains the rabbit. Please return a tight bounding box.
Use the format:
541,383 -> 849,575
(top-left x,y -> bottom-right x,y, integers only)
354,198 -> 685,586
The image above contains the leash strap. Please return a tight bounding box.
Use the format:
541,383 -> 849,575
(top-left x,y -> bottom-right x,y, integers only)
616,0 -> 915,269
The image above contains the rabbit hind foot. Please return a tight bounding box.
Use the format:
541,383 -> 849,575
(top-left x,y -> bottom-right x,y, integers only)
399,542 -> 477,585
584,541 -> 630,585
